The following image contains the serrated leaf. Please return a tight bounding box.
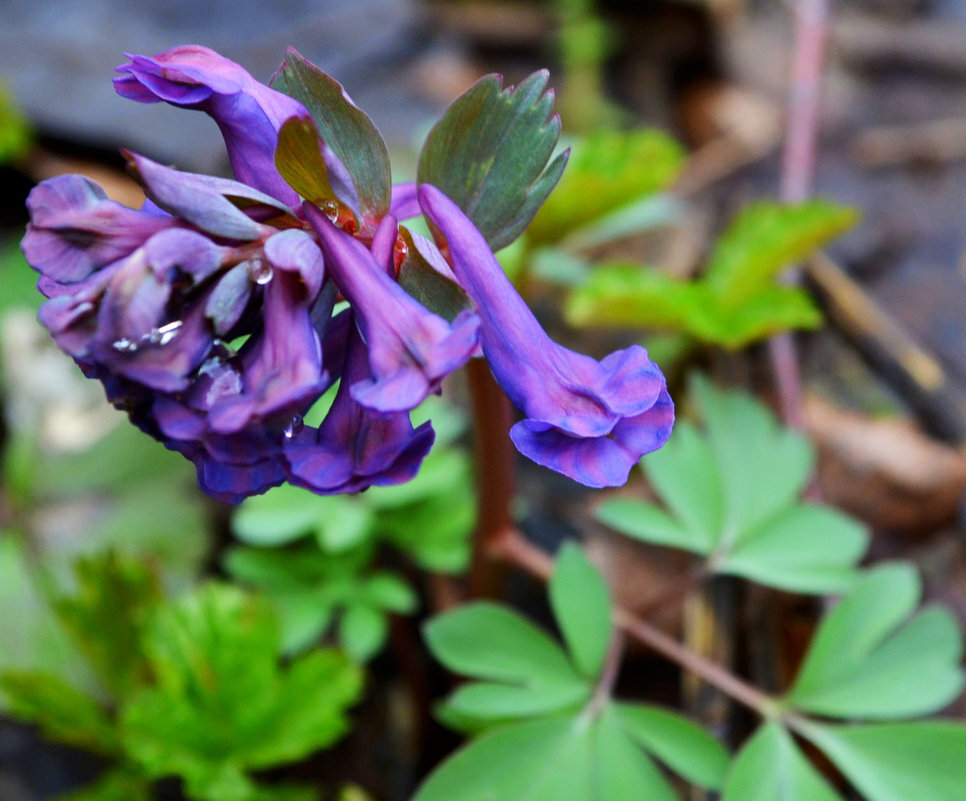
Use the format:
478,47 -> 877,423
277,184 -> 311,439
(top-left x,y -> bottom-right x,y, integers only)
719,504 -> 868,594
418,71 -> 569,250
613,702 -> 729,790
595,707 -> 679,801
0,671 -> 119,755
723,721 -> 844,801
274,116 -> 339,206
705,200 -> 859,304
527,128 -> 685,246
273,48 -> 390,219
410,716 -> 595,801
786,565 -> 964,719
120,584 -> 361,788
424,602 -> 583,686
804,721 -> 966,801
548,544 -> 612,679
397,227 -> 473,322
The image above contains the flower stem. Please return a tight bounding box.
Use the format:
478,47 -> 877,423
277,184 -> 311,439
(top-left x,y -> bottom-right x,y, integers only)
465,358 -> 516,597
490,531 -> 778,717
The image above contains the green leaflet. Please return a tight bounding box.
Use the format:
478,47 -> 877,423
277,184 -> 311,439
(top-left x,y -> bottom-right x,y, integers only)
417,71 -> 569,251
597,377 -> 868,594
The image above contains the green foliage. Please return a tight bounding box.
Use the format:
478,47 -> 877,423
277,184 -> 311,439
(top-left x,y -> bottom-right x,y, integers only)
274,116 -> 340,206
417,544 -> 728,799
121,584 -> 362,801
397,227 -> 474,323
0,552 -> 360,801
417,71 -> 569,251
598,376 -> 868,593
0,82 -> 31,164
272,48 -> 391,219
566,200 -> 858,348
527,129 -> 685,246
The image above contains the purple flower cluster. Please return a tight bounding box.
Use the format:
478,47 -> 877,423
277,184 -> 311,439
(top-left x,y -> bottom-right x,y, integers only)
22,45 -> 672,501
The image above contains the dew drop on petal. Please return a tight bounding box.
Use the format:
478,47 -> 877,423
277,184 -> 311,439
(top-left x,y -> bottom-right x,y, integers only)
112,337 -> 138,353
320,199 -> 340,223
145,320 -> 183,346
248,259 -> 273,285
284,414 -> 304,439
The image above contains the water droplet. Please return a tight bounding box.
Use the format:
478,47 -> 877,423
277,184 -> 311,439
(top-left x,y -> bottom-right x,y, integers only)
284,414 -> 304,439
320,199 -> 340,222
248,259 -> 273,285
145,320 -> 183,346
112,337 -> 138,353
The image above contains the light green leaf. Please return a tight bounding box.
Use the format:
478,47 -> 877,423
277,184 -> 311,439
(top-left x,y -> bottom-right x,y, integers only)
723,721 -> 844,801
441,680 -> 590,725
397,227 -> 473,322
804,721 -> 966,801
786,565 -> 963,718
338,603 -> 388,662
417,71 -> 568,251
527,128 -> 685,246
272,48 -> 391,219
424,602 -> 582,686
232,484 -> 323,546
361,573 -> 418,614
642,421 -> 723,553
595,498 -> 706,552
549,544 -> 612,679
705,200 -> 859,304
712,285 -> 822,348
0,671 -> 118,755
613,702 -> 729,790
410,716 -> 594,801
720,505 -> 867,594
313,498 -> 374,553
595,707 -> 678,801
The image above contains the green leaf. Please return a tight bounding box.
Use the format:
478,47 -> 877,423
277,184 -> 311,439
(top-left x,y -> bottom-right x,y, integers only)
313,498 -> 375,553
0,671 -> 119,755
712,285 -> 822,348
719,505 -> 868,594
0,241 -> 42,315
441,680 -> 590,726
361,573 -> 418,613
548,544 -> 612,680
526,128 -> 685,246
338,603 -> 388,662
55,769 -> 154,801
272,48 -> 391,219
120,584 -> 362,790
804,721 -> 966,801
613,702 -> 729,790
424,602 -> 583,686
274,116 -> 339,206
722,721 -> 844,801
54,551 -> 161,696
410,716 -> 595,801
642,421 -> 723,553
786,564 -> 964,719
0,81 -> 32,164
397,227 -> 473,322
705,200 -> 859,304
417,71 -> 569,250
594,498 -> 705,552
595,707 -> 678,801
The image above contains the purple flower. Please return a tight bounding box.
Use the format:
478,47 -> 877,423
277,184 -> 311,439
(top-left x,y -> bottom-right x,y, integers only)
304,203 -> 480,413
115,45 -> 306,205
284,314 -> 436,494
418,184 -> 674,487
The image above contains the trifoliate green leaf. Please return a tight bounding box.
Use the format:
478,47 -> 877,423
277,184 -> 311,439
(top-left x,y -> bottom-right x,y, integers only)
785,564 -> 964,719
272,48 -> 391,220
418,71 -> 569,251
548,543 -> 612,680
722,721 -> 844,801
598,378 -> 867,594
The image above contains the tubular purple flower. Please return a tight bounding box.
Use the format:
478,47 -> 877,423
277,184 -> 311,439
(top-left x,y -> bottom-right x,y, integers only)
115,45 -> 307,204
418,184 -> 674,487
304,203 -> 480,413
284,318 -> 435,494
23,175 -> 176,286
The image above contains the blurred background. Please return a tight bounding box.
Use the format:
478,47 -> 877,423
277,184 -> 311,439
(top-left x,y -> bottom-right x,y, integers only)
3,1 -> 966,799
